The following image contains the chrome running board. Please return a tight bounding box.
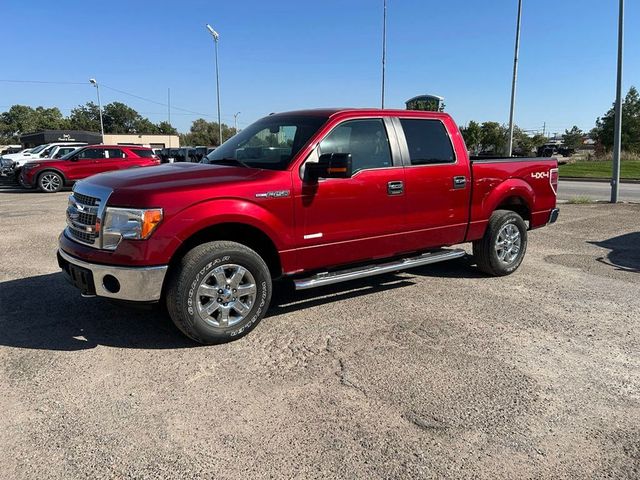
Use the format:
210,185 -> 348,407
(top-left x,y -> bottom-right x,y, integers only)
293,249 -> 466,290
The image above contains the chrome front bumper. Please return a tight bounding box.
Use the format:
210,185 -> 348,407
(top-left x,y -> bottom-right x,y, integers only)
58,249 -> 168,302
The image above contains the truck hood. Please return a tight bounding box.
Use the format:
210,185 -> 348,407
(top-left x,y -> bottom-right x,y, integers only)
81,162 -> 272,208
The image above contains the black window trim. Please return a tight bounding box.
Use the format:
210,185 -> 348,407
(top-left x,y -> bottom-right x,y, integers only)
300,116 -> 403,180
392,117 -> 457,167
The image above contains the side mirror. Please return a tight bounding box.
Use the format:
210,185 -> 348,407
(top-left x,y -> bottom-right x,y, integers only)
307,153 -> 353,180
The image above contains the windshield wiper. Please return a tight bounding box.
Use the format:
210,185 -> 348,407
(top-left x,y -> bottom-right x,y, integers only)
207,157 -> 250,168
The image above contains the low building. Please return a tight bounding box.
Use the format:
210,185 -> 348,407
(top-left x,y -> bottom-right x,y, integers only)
102,133 -> 179,149
20,130 -> 179,149
20,130 -> 102,147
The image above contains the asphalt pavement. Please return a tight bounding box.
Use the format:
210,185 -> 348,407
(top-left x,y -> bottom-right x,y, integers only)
558,179 -> 640,202
0,189 -> 639,479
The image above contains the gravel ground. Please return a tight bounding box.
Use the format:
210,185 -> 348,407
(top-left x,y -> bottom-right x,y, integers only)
0,183 -> 639,479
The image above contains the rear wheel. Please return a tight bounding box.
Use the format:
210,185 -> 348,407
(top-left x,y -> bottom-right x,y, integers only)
166,241 -> 272,344
38,171 -> 63,193
473,210 -> 527,276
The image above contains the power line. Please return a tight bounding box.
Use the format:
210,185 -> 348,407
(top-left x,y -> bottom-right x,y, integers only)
0,79 -> 86,85
1,78 -> 243,123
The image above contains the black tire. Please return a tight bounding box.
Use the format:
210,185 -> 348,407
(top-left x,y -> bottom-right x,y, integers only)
37,170 -> 63,193
472,210 -> 528,276
166,241 -> 272,344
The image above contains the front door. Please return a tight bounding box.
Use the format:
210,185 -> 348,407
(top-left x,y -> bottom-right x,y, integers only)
293,118 -> 407,272
65,148 -> 105,181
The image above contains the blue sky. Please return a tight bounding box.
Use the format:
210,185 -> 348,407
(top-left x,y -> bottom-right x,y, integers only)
1,0 -> 638,135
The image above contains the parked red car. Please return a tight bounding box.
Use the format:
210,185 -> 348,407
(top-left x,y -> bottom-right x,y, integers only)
20,145 -> 160,193
58,109 -> 559,344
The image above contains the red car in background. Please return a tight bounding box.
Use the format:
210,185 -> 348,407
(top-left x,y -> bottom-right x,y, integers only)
20,145 -> 161,193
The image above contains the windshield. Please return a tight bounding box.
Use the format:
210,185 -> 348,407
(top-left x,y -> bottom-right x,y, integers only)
203,115 -> 328,170
60,147 -> 84,160
30,144 -> 48,154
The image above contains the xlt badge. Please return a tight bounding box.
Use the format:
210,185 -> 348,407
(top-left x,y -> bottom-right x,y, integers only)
255,190 -> 290,198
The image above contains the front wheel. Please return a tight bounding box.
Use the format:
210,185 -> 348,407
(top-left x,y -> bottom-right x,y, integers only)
38,171 -> 63,193
166,241 -> 272,344
473,210 -> 528,276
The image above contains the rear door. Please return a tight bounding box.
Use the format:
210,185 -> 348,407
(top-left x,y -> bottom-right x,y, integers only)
95,148 -> 127,173
293,117 -> 407,271
395,117 -> 471,249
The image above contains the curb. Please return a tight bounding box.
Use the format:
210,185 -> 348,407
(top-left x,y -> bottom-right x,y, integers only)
560,177 -> 640,184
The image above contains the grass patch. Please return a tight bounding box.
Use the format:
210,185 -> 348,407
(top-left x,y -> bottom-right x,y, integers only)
567,195 -> 594,204
559,160 -> 640,179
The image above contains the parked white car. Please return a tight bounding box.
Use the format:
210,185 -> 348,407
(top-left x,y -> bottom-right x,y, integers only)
9,142 -> 87,169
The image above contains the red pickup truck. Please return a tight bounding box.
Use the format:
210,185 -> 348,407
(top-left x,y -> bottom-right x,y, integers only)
58,109 -> 558,344
20,144 -> 160,193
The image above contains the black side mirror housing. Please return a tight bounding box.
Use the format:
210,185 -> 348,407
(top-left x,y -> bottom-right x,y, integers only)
307,153 -> 353,180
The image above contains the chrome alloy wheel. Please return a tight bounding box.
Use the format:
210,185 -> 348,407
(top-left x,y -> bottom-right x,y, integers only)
195,264 -> 257,328
40,173 -> 61,192
494,223 -> 521,264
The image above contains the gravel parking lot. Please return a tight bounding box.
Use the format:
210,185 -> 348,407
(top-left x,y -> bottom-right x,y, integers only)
1,181 -> 639,479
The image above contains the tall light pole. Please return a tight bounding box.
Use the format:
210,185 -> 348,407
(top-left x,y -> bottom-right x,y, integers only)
611,0 -> 624,203
89,78 -> 104,141
206,24 -> 223,146
381,0 -> 387,109
506,0 -> 523,157
233,111 -> 241,133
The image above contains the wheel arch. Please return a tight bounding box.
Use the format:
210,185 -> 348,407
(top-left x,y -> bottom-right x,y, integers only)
168,222 -> 283,281
36,168 -> 67,185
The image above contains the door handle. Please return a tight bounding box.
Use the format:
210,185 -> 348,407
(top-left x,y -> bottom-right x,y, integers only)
453,176 -> 467,189
387,180 -> 404,195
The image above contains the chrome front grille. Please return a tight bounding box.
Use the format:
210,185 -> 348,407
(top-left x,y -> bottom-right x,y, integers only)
72,192 -> 100,206
66,191 -> 101,246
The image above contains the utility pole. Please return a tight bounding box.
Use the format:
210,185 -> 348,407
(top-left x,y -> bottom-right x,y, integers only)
168,88 -> 171,126
542,121 -> 546,137
206,24 -> 223,146
168,87 -> 172,147
234,112 -> 241,133
381,0 -> 387,109
506,0 -> 523,157
89,78 -> 104,142
611,0 -> 624,203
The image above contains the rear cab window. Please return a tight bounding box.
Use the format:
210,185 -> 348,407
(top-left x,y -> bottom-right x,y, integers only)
399,118 -> 455,165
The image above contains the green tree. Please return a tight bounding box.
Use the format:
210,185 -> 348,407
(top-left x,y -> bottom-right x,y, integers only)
0,105 -> 66,142
480,122 -> 508,154
103,102 -> 145,134
592,86 -> 640,153
460,120 -> 482,153
180,118 -> 235,146
68,102 -> 102,132
156,121 -> 178,135
562,126 -> 584,150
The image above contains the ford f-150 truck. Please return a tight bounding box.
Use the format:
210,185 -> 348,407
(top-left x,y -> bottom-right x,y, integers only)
58,108 -> 559,344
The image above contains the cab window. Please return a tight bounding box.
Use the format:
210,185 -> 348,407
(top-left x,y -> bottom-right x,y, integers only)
105,148 -> 125,159
399,119 -> 455,165
76,148 -> 105,159
318,119 -> 392,173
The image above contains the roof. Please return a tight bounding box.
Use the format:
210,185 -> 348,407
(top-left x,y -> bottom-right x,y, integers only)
267,108 -> 450,119
85,144 -> 153,149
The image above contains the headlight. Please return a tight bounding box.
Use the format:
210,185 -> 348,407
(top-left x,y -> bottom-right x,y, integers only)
102,207 -> 163,250
23,163 -> 40,170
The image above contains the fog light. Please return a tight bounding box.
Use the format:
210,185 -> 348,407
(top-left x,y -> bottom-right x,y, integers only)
103,274 -> 120,293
